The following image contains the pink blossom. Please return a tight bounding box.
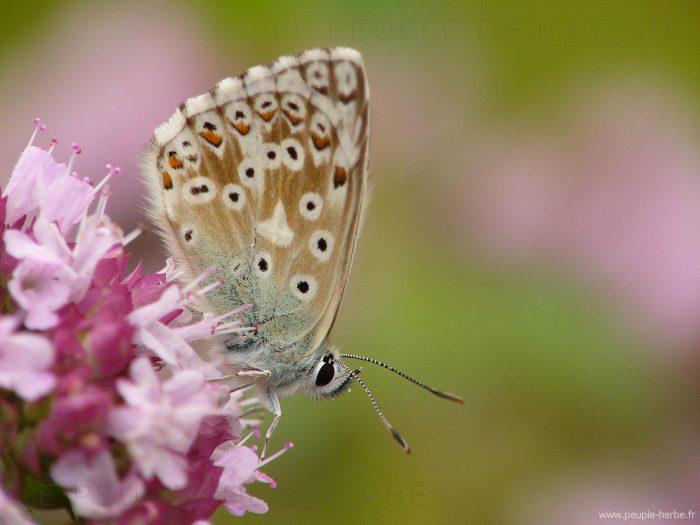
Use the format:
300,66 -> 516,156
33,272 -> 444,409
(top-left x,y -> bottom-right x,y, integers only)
214,446 -> 278,516
2,131 -> 97,234
0,317 -> 55,401
1,124 -> 282,521
126,280 -> 237,376
51,449 -> 145,519
36,385 -> 112,456
126,285 -> 200,365
35,170 -> 95,234
4,215 -> 120,328
2,145 -> 66,226
6,259 -> 71,329
108,358 -> 222,490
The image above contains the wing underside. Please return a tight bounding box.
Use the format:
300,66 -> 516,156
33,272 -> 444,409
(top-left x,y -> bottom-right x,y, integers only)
142,47 -> 369,354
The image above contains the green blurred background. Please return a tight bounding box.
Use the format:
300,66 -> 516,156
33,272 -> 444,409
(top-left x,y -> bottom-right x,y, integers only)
2,1 -> 699,524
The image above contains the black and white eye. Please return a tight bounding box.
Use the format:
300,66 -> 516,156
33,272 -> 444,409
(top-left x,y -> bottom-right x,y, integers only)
308,230 -> 334,262
310,354 -> 352,399
255,251 -> 272,277
299,192 -> 323,221
221,183 -> 246,211
263,143 -> 282,170
280,138 -> 304,171
291,275 -> 317,301
183,176 -> 216,204
315,359 -> 335,387
238,158 -> 262,188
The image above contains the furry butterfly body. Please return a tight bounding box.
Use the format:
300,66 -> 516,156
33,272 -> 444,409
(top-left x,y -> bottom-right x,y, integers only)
143,48 -> 460,454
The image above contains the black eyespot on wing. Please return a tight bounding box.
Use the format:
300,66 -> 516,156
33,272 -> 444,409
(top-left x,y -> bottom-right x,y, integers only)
306,201 -> 316,211
229,192 -> 239,202
317,238 -> 327,252
190,184 -> 209,196
245,167 -> 254,178
267,150 -> 276,160
297,281 -> 310,294
315,361 -> 335,387
286,146 -> 298,160
258,258 -> 268,272
203,121 -> 217,130
184,229 -> 193,241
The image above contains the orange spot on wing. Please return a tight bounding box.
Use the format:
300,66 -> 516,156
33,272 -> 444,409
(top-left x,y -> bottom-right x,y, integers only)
162,171 -> 173,190
283,109 -> 304,125
168,156 -> 183,169
333,165 -> 347,188
199,130 -> 223,147
259,110 -> 276,122
232,121 -> 250,135
311,133 -> 330,151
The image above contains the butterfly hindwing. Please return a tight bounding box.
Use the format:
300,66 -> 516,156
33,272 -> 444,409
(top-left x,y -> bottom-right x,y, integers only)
142,47 -> 369,355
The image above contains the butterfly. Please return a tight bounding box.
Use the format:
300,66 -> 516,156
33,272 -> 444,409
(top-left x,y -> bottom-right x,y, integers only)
142,47 -> 462,456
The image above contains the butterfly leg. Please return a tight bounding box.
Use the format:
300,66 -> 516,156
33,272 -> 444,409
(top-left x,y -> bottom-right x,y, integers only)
260,389 -> 281,461
207,374 -> 239,382
208,367 -> 271,384
235,367 -> 272,379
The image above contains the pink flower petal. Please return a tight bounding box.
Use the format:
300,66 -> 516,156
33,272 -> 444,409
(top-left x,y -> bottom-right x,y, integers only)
51,449 -> 144,519
0,318 -> 55,401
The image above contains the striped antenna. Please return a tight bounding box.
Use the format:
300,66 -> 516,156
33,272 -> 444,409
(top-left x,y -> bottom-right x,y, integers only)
335,360 -> 411,454
340,353 -> 464,403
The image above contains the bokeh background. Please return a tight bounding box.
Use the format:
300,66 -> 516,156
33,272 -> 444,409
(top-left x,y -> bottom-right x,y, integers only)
2,1 -> 700,524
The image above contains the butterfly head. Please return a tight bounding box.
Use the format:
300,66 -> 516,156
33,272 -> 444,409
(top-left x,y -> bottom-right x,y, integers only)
237,342 -> 353,401
293,348 -> 465,453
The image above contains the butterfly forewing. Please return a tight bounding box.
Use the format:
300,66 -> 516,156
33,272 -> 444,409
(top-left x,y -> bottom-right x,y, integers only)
142,47 -> 369,355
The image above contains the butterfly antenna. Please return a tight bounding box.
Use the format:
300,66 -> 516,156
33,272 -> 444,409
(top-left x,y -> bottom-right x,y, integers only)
340,353 -> 464,403
336,360 -> 410,453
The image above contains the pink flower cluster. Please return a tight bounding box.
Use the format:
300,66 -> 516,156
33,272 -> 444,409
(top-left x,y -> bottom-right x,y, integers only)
0,120 -> 289,524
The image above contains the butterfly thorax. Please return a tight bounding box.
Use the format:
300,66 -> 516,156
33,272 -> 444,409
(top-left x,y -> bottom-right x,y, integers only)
223,333 -> 331,392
